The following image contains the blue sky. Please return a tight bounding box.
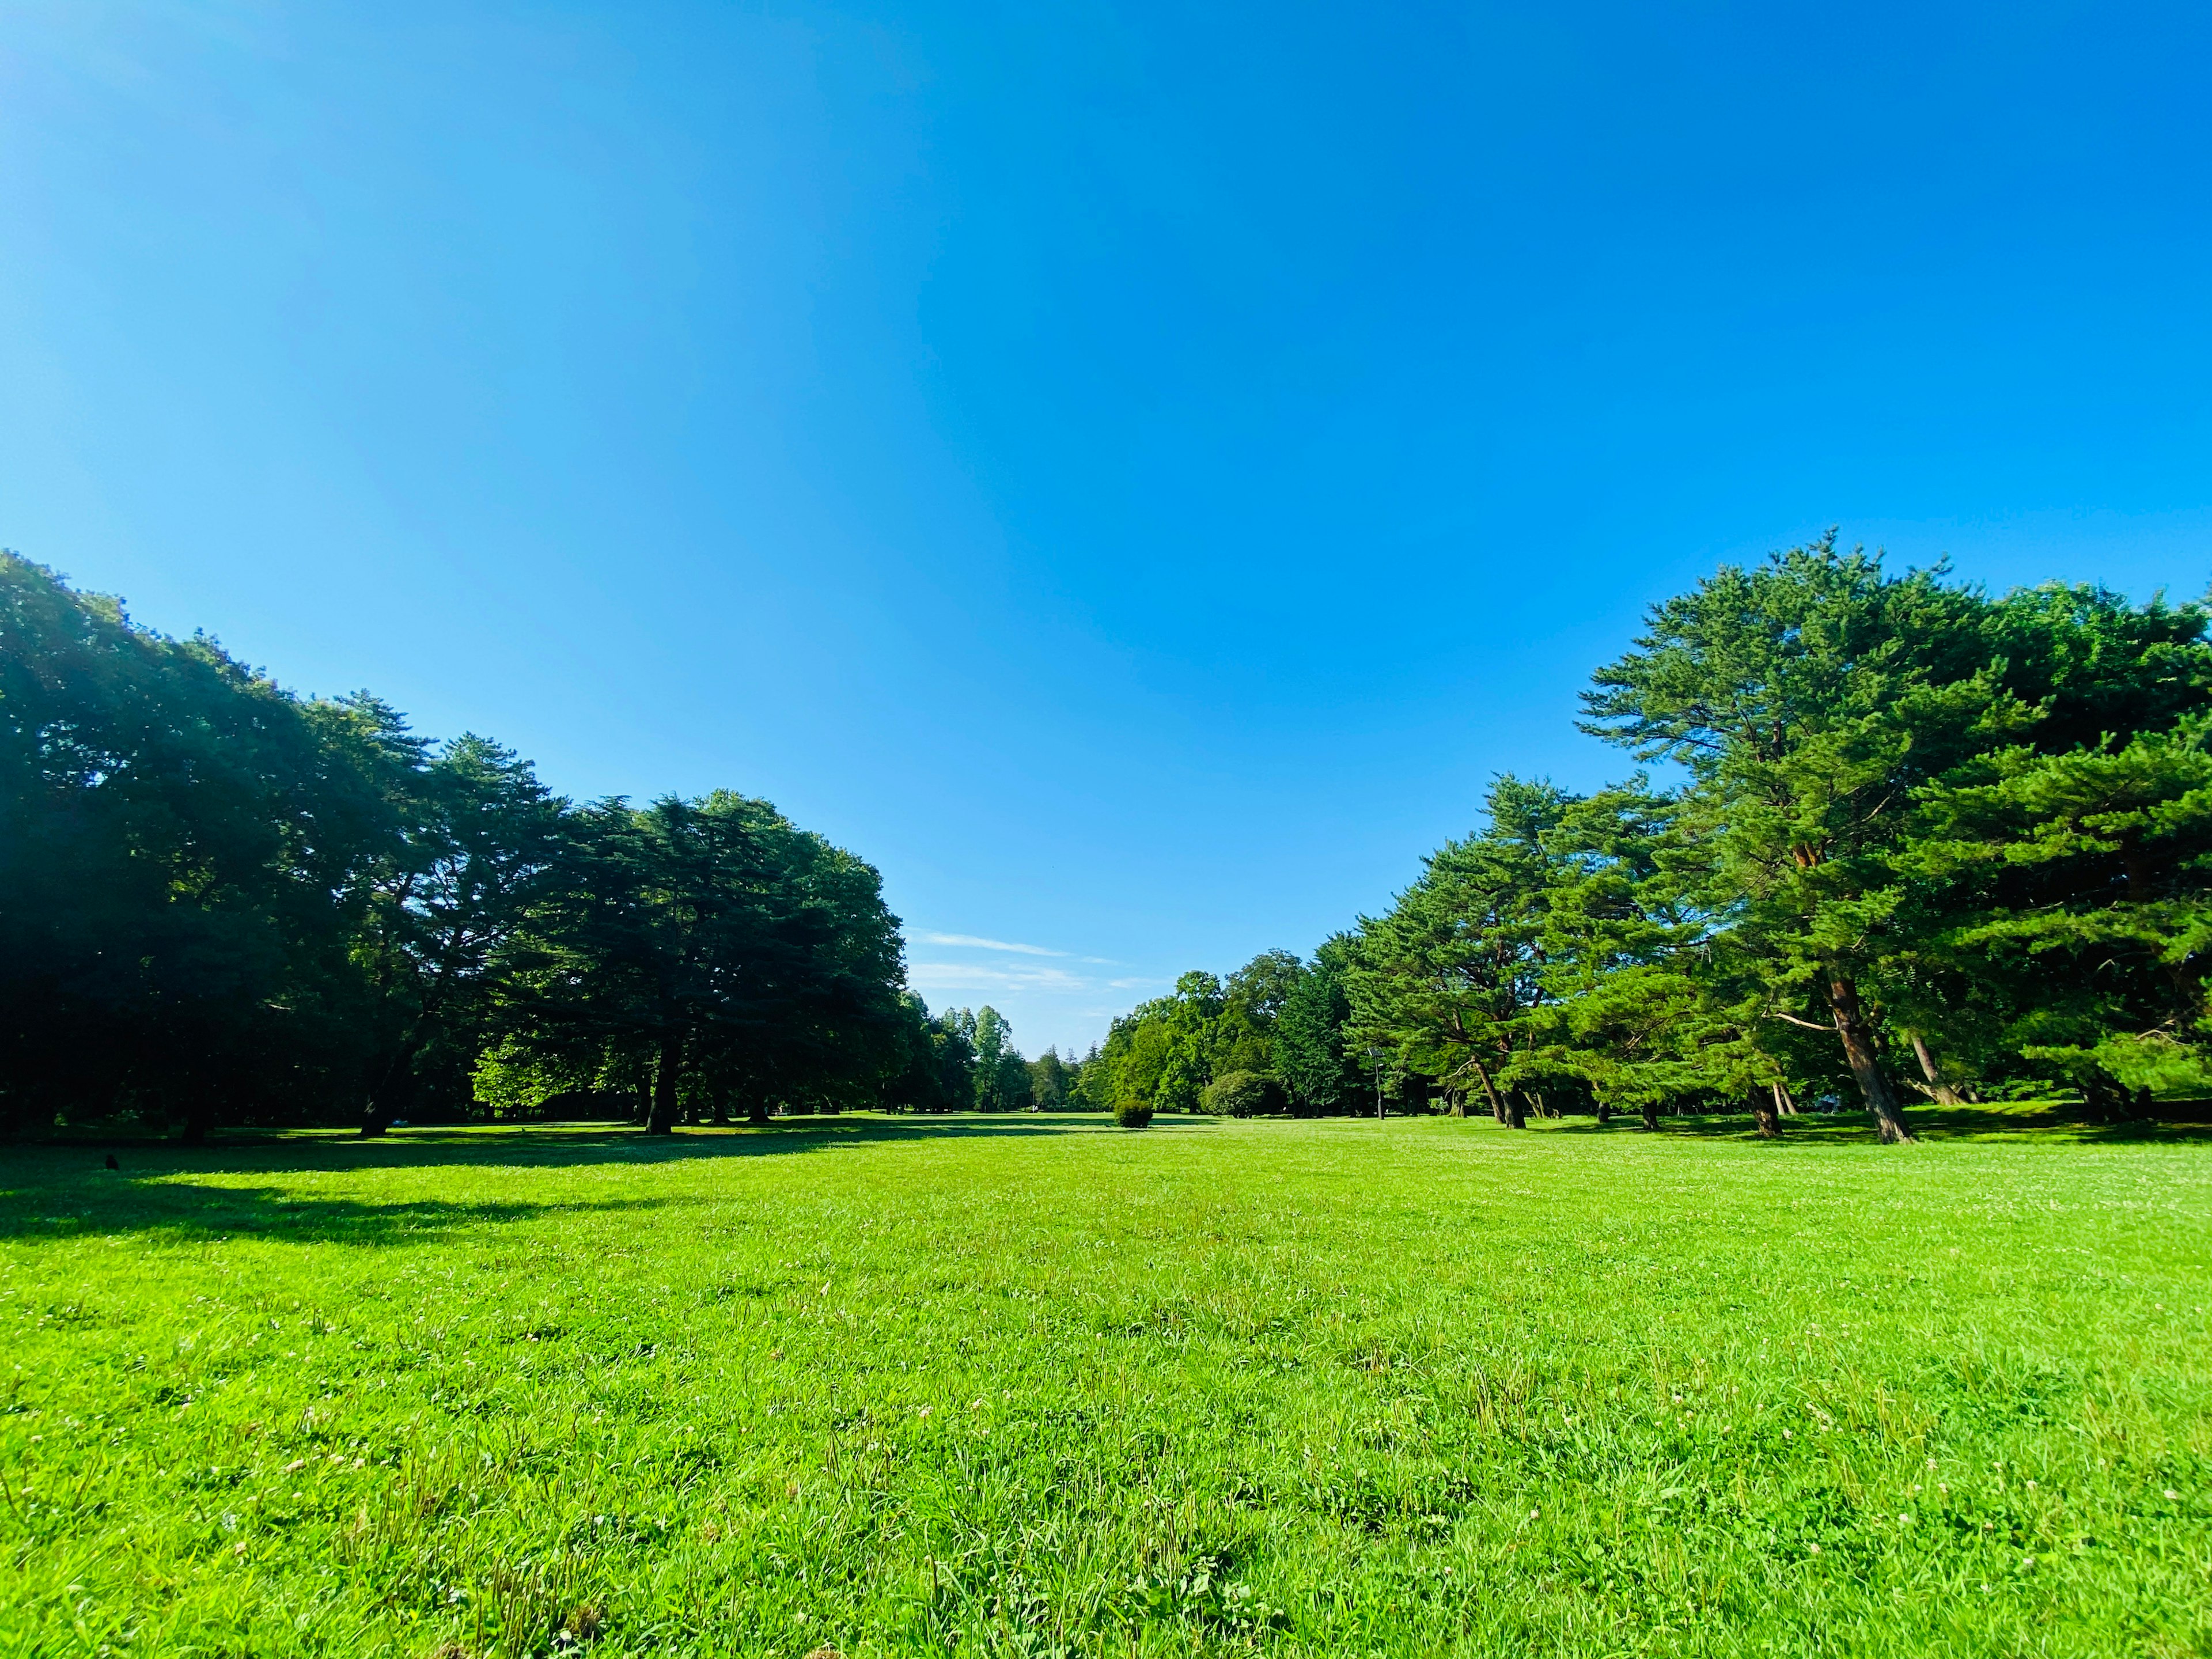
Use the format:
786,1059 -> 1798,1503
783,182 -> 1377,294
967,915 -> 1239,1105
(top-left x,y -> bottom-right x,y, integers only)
5,2 -> 2210,1054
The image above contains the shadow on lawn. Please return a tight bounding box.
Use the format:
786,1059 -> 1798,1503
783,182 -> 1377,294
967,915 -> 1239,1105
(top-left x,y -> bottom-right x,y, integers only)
0,1180 -> 671,1244
1544,1099 -> 2212,1144
1,1113 -> 1187,1241
1,1112 -> 1183,1215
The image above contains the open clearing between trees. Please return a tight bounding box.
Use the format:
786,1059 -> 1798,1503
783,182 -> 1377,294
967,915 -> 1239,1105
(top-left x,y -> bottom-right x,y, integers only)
3,1111 -> 2209,1657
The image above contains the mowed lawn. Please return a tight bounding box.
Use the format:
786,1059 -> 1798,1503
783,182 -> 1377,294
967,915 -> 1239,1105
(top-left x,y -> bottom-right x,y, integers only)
3,1112 -> 2209,1658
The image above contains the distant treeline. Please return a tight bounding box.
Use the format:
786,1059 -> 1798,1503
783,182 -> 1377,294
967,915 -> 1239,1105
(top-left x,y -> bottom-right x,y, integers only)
1,552 -> 980,1139
1089,536 -> 2212,1141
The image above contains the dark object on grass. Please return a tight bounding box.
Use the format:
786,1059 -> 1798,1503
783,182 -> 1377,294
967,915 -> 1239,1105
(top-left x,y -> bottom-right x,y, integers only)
104,1153 -> 119,1170
1113,1101 -> 1154,1129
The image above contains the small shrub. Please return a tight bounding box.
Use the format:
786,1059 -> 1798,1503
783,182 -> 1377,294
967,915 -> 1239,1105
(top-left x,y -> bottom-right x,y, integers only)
1114,1101 -> 1154,1128
1202,1070 -> 1285,1118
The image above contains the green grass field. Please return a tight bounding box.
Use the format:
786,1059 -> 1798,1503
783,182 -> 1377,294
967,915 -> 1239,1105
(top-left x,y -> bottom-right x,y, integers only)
3,1110 -> 2209,1658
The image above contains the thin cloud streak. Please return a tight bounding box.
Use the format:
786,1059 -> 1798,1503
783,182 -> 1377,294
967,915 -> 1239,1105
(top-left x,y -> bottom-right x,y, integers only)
908,961 -> 1091,993
916,931 -> 1068,957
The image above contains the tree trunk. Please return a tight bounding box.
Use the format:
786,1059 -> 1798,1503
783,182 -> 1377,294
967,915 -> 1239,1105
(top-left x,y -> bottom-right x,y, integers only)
747,1097 -> 769,1125
1639,1101 -> 1659,1132
1595,1099 -> 1612,1126
1827,973 -> 1916,1143
1908,1033 -> 1964,1106
1505,1092 -> 1528,1130
1772,1080 -> 1797,1118
1751,1089 -> 1781,1139
2081,1070 -> 2152,1123
1470,1062 -> 1507,1124
647,1031 -> 684,1134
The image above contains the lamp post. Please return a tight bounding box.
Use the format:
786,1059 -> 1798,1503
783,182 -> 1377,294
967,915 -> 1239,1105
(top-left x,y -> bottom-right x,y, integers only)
1366,1046 -> 1386,1121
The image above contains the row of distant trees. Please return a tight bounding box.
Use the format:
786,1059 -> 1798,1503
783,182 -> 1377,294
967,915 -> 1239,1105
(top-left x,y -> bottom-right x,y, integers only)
0,553 -> 929,1139
1093,537 -> 2212,1141
11,539 -> 2204,1143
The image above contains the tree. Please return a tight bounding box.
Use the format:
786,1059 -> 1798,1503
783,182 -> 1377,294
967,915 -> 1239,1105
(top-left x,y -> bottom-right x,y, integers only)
507,793 -> 906,1132
1217,949 -> 1300,1073
961,1005 -> 1031,1110
1275,941 -> 1360,1114
886,996 -> 978,1112
351,728 -> 570,1134
1344,777 -> 1570,1126
0,554 -> 396,1139
1904,713 -> 2212,1114
1531,783 -> 1766,1130
1067,1043 -> 1115,1111
1580,535 -> 2013,1143
1029,1047 -> 1070,1109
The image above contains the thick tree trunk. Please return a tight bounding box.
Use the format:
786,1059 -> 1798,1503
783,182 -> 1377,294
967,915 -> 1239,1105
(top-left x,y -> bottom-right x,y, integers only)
1908,1033 -> 1964,1105
1505,1093 -> 1528,1130
1594,1099 -> 1612,1126
747,1097 -> 769,1125
1827,973 -> 1916,1143
1751,1089 -> 1781,1139
362,1024 -> 427,1137
1639,1101 -> 1659,1132
647,1031 -> 684,1135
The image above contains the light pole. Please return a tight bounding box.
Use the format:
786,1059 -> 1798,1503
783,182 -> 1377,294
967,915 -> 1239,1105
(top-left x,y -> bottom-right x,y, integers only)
1366,1046 -> 1386,1121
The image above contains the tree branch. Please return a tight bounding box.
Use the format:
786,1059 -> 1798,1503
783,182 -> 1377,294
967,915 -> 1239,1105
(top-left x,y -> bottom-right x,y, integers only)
1766,1010 -> 1831,1031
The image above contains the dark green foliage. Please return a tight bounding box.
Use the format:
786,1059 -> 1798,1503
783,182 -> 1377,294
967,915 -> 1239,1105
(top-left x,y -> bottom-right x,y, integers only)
1274,941 -> 1361,1114
1200,1069 -> 1284,1117
1028,1047 -> 1071,1109
1343,776 -> 1568,1122
500,793 -> 907,1131
1090,953 -> 1313,1115
0,556 -> 911,1137
1209,539 -> 2212,1143
1578,534 -> 2018,1141
1,554 -> 401,1137
884,995 -> 978,1112
1112,1100 -> 1154,1127
353,729 -> 569,1133
12,537 -> 2206,1149
1903,713 -> 2212,1111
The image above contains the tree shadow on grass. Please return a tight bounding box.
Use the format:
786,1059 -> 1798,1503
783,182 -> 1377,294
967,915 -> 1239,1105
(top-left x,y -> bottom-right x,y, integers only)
1538,1100 -> 2212,1145
3,1111 -> 1173,1193
0,1178 -> 671,1244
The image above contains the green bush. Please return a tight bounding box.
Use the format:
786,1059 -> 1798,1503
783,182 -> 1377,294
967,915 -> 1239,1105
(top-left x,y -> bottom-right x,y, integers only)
1113,1100 -> 1154,1128
1202,1069 -> 1285,1118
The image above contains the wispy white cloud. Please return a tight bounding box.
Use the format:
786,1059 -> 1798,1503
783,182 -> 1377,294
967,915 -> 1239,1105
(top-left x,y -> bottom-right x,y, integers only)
908,962 -> 1092,993
1107,976 -> 1166,991
916,931 -> 1068,957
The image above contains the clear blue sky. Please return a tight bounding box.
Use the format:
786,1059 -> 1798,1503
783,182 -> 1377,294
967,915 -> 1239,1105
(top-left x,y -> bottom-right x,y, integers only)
5,3 -> 2210,1055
